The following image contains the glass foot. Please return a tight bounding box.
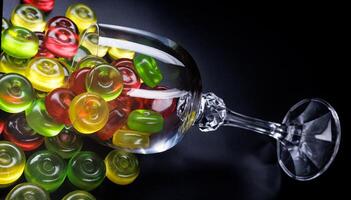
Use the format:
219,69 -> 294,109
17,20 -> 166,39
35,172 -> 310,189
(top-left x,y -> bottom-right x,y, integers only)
278,99 -> 341,181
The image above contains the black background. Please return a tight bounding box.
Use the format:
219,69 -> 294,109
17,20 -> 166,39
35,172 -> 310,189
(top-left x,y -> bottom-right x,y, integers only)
1,0 -> 349,199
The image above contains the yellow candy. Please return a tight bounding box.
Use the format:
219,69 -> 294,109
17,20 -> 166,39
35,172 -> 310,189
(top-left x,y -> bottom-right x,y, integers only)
80,32 -> 108,57
25,57 -> 65,92
69,92 -> 109,134
0,141 -> 26,187
112,129 -> 150,149
66,3 -> 97,33
11,4 -> 46,32
108,47 -> 135,60
0,53 -> 29,76
104,150 -> 139,185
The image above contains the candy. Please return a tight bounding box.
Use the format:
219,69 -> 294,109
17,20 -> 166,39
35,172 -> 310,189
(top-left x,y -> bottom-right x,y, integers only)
117,65 -> 141,94
45,128 -> 83,159
69,92 -> 109,134
133,54 -> 163,88
25,150 -> 67,192
0,73 -> 34,113
5,183 -> 50,200
104,150 -> 139,185
44,26 -> 79,59
11,4 -> 46,32
0,53 -> 29,75
1,26 -> 39,59
45,88 -> 75,125
144,85 -> 177,118
23,0 -> 55,13
67,151 -> 106,191
62,190 -> 96,200
108,47 -> 135,60
45,16 -> 78,33
25,98 -> 64,137
65,3 -> 97,33
85,64 -> 123,101
108,95 -> 144,114
96,107 -> 128,141
76,55 -> 106,69
26,57 -> 65,92
35,31 -> 55,58
0,141 -> 26,186
3,113 -> 44,151
2,18 -> 10,33
112,128 -> 150,149
68,67 -> 90,94
81,32 -> 108,57
127,109 -> 164,133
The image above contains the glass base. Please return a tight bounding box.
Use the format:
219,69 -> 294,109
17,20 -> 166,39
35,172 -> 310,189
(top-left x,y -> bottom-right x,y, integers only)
277,99 -> 341,181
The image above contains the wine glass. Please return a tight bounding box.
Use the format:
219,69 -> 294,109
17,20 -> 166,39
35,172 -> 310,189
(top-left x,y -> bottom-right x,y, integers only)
79,23 -> 341,181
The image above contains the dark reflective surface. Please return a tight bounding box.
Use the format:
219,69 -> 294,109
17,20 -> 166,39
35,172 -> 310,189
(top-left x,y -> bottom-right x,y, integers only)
1,0 -> 348,199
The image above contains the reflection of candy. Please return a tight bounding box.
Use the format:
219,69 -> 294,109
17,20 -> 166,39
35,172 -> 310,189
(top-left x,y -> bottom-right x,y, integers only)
127,109 -> 164,133
96,107 -> 127,141
81,32 -> 108,57
5,183 -> 50,200
45,88 -> 75,125
11,4 -> 46,32
134,54 -> 163,88
35,32 -> 55,58
2,18 -> 10,33
3,113 -> 43,151
117,66 -> 141,94
0,53 -> 29,76
45,128 -> 83,159
68,67 -> 90,95
23,0 -> 55,13
69,92 -> 109,134
0,141 -> 26,186
76,55 -> 106,69
112,128 -> 150,149
44,26 -> 79,59
108,47 -> 135,60
62,190 -> 96,200
26,57 -> 65,92
0,73 -> 34,113
67,151 -> 106,191
105,150 -> 139,185
85,64 -> 123,101
25,150 -> 67,192
66,3 -> 97,33
25,98 -> 64,137
46,16 -> 78,33
1,26 -> 39,59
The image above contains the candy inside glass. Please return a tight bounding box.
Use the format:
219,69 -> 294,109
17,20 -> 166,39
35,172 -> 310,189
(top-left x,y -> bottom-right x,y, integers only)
82,23 -> 341,181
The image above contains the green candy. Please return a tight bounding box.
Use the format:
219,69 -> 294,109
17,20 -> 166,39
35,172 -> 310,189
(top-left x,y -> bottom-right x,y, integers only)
25,98 -> 64,137
133,54 -> 163,88
127,109 -> 164,133
5,183 -> 50,200
25,150 -> 67,192
45,128 -> 83,159
67,151 -> 106,191
62,190 -> 96,200
1,26 -> 39,59
0,73 -> 34,113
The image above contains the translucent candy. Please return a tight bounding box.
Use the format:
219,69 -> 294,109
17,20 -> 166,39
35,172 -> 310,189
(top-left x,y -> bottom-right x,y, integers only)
62,190 -> 96,200
11,4 -> 46,32
133,54 -> 163,88
23,0 -> 55,13
112,128 -> 150,149
5,183 -> 50,200
81,32 -> 108,57
65,3 -> 97,33
76,55 -> 106,69
45,88 -> 75,125
108,47 -> 135,60
127,109 -> 164,133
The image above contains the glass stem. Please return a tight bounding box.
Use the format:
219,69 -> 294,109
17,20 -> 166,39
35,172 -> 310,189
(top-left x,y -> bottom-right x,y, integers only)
223,109 -> 287,140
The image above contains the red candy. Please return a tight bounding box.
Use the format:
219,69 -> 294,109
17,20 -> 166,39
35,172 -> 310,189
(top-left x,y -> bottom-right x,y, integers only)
3,113 -> 44,151
46,16 -> 78,34
44,26 -> 79,59
108,95 -> 144,114
68,67 -> 91,95
23,0 -> 55,12
45,88 -> 75,125
112,58 -> 134,69
0,119 -> 4,134
118,66 -> 141,94
96,107 -> 128,141
35,32 -> 55,58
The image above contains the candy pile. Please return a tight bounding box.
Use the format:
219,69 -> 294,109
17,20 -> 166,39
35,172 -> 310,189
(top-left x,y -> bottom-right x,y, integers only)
1,0 -> 176,199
